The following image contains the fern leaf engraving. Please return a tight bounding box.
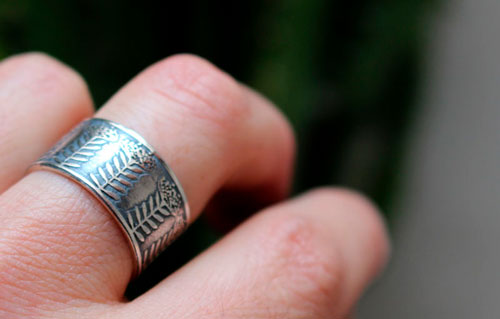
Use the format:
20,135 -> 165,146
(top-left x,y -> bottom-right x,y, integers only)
54,125 -> 118,169
126,189 -> 171,243
140,210 -> 185,269
88,147 -> 147,200
141,231 -> 171,268
126,177 -> 187,269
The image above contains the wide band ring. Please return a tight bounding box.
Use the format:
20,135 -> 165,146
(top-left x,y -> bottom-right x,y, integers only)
30,118 -> 190,276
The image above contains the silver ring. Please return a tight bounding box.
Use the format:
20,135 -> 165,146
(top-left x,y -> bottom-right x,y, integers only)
30,118 -> 190,277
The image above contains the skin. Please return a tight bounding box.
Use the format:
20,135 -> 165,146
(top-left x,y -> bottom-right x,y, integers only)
0,53 -> 389,319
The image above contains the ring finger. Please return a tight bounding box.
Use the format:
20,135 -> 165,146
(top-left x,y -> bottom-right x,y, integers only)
0,54 -> 294,316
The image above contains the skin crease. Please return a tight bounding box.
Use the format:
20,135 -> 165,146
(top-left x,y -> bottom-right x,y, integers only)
0,53 -> 389,319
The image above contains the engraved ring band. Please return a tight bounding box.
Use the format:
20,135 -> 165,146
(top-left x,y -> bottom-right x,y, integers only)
30,118 -> 190,276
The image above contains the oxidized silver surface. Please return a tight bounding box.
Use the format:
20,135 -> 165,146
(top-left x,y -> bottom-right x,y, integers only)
31,118 -> 190,276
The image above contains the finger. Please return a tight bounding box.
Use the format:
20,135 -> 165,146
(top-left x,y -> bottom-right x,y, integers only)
99,56 -> 294,215
0,53 -> 93,193
120,189 -> 389,319
0,54 -> 294,313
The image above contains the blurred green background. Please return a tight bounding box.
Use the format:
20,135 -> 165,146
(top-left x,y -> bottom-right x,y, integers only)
0,0 -> 437,296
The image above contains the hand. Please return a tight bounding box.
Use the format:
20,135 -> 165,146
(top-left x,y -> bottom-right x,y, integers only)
0,53 -> 389,319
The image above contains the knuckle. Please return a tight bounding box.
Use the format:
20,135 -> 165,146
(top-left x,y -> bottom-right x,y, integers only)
146,54 -> 248,132
261,212 -> 344,312
0,52 -> 90,102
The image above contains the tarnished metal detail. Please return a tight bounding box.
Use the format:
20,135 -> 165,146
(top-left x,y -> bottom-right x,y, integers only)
31,118 -> 190,276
